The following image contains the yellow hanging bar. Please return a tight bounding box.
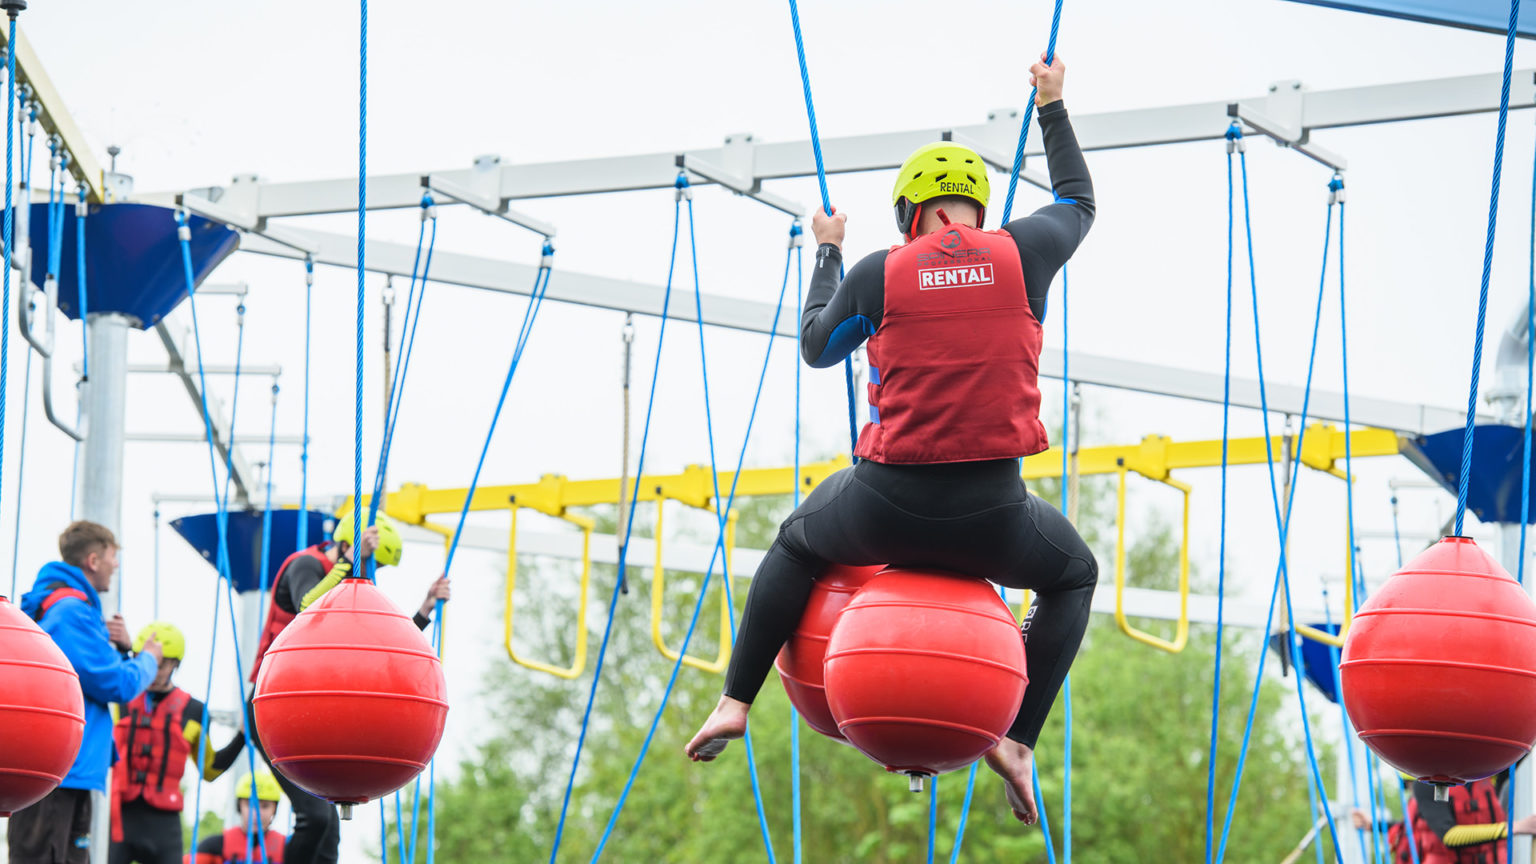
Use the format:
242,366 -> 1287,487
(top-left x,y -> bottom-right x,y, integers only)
1112,461 -> 1192,653
1293,534 -> 1355,648
504,506 -> 594,679
651,500 -> 735,674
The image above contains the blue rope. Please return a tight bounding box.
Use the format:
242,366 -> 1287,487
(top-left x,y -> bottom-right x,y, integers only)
354,0 -> 368,578
926,777 -> 938,864
590,202 -> 793,863
299,259 -> 314,551
1033,759 -> 1058,864
367,195 -> 437,531
1059,267 -> 1072,864
257,384 -> 278,637
1214,170 -> 1344,864
998,0 -> 1065,224
7,345 -> 29,600
548,184 -> 683,862
1205,125 -> 1240,864
791,228 -> 804,864
1455,0 -> 1522,535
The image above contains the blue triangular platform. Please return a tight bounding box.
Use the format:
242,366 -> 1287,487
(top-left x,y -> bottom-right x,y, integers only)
29,202 -> 238,328
1280,1 -> 1536,38
1401,424 -> 1536,525
171,510 -> 332,593
1270,623 -> 1343,703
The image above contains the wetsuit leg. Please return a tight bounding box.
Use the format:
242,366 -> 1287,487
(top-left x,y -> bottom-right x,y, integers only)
722,458 -> 1097,750
111,801 -> 184,864
247,698 -> 340,864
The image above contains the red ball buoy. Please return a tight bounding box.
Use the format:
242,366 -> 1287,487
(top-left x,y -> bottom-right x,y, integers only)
253,579 -> 447,806
0,596 -> 85,816
776,564 -> 883,741
1341,536 -> 1536,785
824,569 -> 1026,777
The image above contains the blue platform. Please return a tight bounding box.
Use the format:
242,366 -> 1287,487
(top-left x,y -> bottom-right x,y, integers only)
1401,424 -> 1536,524
1280,0 -> 1536,37
171,509 -> 332,593
29,202 -> 239,328
1270,623 -> 1343,703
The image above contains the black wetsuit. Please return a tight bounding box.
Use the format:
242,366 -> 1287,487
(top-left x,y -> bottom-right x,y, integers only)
722,100 -> 1097,750
246,552 -> 433,864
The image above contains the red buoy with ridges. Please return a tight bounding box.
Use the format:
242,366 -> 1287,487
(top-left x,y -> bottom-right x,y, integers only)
252,579 -> 447,805
0,596 -> 85,816
823,568 -> 1026,777
1340,536 -> 1536,785
776,564 -> 883,740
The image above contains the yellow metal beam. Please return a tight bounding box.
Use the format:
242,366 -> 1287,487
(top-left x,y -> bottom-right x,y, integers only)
0,25 -> 107,203
367,425 -> 1402,524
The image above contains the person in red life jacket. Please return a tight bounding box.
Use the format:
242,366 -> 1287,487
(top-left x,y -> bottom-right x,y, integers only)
10,521 -> 164,864
108,623 -> 248,864
245,511 -> 447,864
185,770 -> 286,864
1346,775 -> 1536,863
685,54 -> 1096,827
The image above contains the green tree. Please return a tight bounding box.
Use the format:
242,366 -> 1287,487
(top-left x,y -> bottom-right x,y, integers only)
393,466 -> 1339,862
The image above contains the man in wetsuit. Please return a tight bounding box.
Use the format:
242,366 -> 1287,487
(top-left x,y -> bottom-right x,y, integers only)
685,54 -> 1095,827
246,512 -> 448,864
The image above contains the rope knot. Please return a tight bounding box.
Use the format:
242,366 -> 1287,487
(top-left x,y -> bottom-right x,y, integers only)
1328,174 -> 1346,205
1225,123 -> 1246,154
674,173 -> 692,202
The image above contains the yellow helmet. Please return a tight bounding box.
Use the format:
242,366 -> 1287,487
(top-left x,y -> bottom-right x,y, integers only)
891,143 -> 991,238
133,622 -> 185,661
331,509 -> 403,567
239,770 -> 283,803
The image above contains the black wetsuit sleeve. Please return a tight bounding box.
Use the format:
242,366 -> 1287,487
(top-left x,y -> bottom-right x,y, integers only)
1002,100 -> 1095,323
210,730 -> 247,773
800,245 -> 887,368
1412,782 -> 1458,840
195,834 -> 223,854
281,556 -> 327,615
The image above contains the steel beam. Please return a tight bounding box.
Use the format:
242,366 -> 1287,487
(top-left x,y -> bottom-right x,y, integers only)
0,25 -> 107,203
143,70 -> 1535,219
153,315 -> 256,508
127,432 -> 304,445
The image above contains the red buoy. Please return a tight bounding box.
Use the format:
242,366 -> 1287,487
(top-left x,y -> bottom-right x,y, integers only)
776,564 -> 883,741
823,569 -> 1026,777
1340,536 -> 1536,785
0,596 -> 85,816
252,579 -> 447,805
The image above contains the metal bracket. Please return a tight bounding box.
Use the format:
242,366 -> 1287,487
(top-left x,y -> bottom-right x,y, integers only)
680,137 -> 806,217
1227,96 -> 1349,172
17,272 -> 84,441
422,173 -> 557,239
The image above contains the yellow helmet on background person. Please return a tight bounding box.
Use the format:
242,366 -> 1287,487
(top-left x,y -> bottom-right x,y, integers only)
133,621 -> 185,661
891,142 -> 991,239
239,770 -> 283,803
331,509 -> 404,567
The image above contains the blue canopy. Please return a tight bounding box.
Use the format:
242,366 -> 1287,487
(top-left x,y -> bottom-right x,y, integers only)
1401,424 -> 1536,525
171,510 -> 332,593
29,202 -> 238,329
1279,1 -> 1536,38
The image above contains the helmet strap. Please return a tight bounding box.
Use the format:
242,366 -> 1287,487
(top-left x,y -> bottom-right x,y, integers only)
905,203 -> 922,242
935,207 -> 951,226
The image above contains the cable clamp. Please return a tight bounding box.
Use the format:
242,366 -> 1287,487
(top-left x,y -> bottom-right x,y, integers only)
788,220 -> 804,248
541,241 -> 555,268
1328,173 -> 1346,205
674,173 -> 692,202
174,209 -> 192,242
236,303 -> 247,321
420,191 -> 436,221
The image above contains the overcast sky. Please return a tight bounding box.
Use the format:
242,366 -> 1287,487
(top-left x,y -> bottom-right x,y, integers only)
3,1 -> 1535,859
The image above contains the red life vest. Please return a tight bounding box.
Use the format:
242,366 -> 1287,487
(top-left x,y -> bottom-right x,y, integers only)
109,687 -> 193,843
32,585 -> 89,620
857,222 -> 1047,464
250,545 -> 332,683
220,826 -> 285,863
186,827 -> 286,863
1391,779 -> 1507,864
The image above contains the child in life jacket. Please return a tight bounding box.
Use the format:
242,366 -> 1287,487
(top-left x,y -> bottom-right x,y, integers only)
1351,774 -> 1536,863
185,771 -> 285,864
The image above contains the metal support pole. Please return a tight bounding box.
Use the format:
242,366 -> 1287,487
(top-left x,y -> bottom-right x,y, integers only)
76,311 -> 130,864
616,313 -> 633,595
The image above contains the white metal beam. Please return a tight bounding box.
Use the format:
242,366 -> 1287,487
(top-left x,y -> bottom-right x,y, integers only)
142,70 -> 1535,219
0,25 -> 107,203
153,314 -> 258,508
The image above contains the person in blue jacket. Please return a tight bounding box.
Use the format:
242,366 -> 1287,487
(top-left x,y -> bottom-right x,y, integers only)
9,520 -> 164,864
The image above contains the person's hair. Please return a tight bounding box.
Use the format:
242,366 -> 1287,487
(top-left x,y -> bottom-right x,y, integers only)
59,521 -> 117,568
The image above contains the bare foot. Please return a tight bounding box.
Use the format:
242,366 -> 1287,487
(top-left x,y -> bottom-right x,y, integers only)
983,738 -> 1038,825
685,695 -> 751,762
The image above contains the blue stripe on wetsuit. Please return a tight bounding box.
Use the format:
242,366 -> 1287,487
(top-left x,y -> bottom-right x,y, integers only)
808,314 -> 875,368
